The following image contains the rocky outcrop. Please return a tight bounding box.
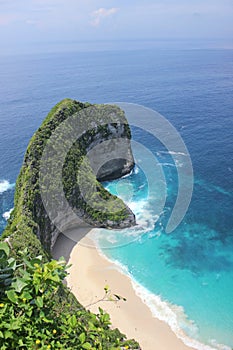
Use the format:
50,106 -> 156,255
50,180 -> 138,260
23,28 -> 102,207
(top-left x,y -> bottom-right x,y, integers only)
88,124 -> 134,181
3,99 -> 136,251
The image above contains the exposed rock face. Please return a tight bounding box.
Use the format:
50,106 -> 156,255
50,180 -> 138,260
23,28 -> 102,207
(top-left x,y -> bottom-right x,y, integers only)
88,133 -> 134,181
98,157 -> 133,181
4,99 -> 136,252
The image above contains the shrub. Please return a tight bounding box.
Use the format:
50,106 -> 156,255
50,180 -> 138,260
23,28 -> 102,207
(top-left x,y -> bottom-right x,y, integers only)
0,242 -> 140,350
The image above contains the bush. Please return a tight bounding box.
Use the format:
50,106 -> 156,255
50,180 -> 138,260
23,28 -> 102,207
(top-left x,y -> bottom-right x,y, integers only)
0,242 -> 140,350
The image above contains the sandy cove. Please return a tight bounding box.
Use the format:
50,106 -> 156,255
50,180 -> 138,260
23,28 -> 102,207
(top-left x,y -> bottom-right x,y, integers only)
52,230 -> 196,350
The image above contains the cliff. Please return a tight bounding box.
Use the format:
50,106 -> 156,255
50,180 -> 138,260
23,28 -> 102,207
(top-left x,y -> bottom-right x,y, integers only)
3,99 -> 135,253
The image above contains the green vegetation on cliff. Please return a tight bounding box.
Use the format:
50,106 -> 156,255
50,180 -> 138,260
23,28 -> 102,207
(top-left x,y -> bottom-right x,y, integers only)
0,99 -> 138,349
2,99 -> 135,252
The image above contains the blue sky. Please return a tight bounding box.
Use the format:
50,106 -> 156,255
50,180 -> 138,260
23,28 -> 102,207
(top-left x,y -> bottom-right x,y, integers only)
0,0 -> 232,53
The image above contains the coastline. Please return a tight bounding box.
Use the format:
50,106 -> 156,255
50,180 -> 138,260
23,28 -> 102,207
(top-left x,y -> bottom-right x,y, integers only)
52,231 -> 198,350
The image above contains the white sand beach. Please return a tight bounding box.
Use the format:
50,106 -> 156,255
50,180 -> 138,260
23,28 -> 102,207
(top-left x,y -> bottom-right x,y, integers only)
52,231 -> 196,350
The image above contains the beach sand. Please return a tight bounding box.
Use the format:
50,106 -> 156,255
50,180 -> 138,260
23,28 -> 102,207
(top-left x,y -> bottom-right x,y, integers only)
52,231 -> 196,350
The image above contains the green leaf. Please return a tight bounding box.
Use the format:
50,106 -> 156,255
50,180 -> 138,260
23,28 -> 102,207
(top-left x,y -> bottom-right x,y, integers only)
48,274 -> 60,282
4,330 -> 13,339
0,242 -> 10,257
82,343 -> 92,350
32,256 -> 43,263
98,307 -> 104,315
35,296 -> 43,308
26,309 -> 32,317
6,290 -> 18,303
79,333 -> 86,344
88,321 -> 96,330
22,257 -> 33,269
21,291 -> 32,300
103,313 -> 110,323
42,316 -> 53,323
9,320 -> 21,330
69,314 -> 77,327
8,257 -> 17,271
18,339 -> 26,347
11,278 -> 28,293
39,310 -> 45,318
20,269 -> 31,282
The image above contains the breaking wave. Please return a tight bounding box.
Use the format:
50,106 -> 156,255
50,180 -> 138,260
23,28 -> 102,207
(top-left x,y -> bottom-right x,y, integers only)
0,180 -> 15,194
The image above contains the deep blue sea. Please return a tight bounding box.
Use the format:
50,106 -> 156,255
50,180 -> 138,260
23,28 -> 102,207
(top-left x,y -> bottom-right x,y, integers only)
0,46 -> 232,349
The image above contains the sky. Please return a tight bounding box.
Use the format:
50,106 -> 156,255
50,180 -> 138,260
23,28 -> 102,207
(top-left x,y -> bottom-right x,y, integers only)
0,0 -> 232,54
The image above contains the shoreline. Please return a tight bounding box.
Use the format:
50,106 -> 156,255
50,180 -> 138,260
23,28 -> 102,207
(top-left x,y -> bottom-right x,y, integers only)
52,231 -> 199,350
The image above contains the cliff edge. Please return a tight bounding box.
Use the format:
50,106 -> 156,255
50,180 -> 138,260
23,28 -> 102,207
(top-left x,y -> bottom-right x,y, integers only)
3,99 -> 135,252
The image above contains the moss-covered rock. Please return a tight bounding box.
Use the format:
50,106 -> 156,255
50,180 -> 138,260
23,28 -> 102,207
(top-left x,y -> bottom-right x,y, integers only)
2,99 -> 135,253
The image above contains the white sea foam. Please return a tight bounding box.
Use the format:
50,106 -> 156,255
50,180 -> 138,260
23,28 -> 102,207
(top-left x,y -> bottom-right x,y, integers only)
159,150 -> 187,156
209,339 -> 232,350
90,231 -> 231,350
175,159 -> 184,168
121,168 -> 134,178
130,280 -> 225,350
138,183 -> 146,189
90,197 -> 157,249
133,281 -> 231,350
134,166 -> 140,174
169,150 -> 187,156
157,160 -> 183,168
127,199 -> 156,232
2,208 -> 13,221
99,171 -> 231,349
0,180 -> 15,194
92,243 -> 229,350
159,162 -> 176,167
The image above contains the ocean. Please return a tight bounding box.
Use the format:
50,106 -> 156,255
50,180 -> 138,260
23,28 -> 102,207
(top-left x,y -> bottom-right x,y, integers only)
0,45 -> 232,349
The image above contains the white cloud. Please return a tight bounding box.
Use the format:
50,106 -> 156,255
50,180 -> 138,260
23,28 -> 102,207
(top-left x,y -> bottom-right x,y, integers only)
90,7 -> 119,27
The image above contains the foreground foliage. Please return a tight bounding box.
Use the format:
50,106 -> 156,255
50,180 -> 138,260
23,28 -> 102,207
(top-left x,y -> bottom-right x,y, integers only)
0,242 -> 139,350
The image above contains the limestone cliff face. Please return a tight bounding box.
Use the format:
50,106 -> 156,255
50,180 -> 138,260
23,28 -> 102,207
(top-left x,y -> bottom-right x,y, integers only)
4,99 -> 135,251
87,127 -> 134,181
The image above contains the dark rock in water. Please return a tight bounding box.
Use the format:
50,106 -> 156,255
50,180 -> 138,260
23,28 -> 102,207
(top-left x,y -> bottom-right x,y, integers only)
97,157 -> 134,181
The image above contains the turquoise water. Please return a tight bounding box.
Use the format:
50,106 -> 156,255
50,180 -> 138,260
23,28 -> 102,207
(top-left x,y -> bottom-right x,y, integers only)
99,153 -> 233,349
0,47 -> 232,349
